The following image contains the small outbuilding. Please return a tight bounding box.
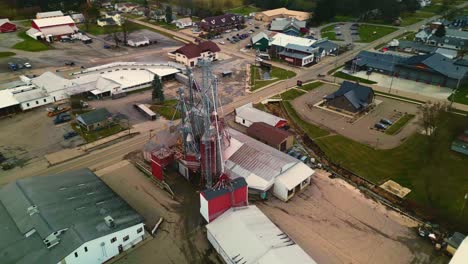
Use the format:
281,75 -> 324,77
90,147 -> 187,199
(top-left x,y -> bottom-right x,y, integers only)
235,103 -> 287,128
0,19 -> 17,33
247,122 -> 293,152
324,81 -> 374,114
251,31 -> 270,51
77,108 -> 113,131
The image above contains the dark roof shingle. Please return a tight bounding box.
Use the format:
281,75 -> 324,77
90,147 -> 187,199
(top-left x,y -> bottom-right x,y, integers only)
247,122 -> 292,146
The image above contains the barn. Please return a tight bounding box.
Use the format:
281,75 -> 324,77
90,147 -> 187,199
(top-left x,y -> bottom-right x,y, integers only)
0,19 -> 17,33
29,16 -> 78,41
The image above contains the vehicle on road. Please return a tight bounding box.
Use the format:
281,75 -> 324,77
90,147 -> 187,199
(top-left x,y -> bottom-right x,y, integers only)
53,113 -> 72,125
255,57 -> 263,62
225,29 -> 232,33
254,26 -> 260,29
103,44 -> 111,49
374,123 -> 388,130
8,62 -> 18,71
219,41 -> 225,45
23,62 -> 32,69
65,61 -> 75,66
380,118 -> 393,126
318,74 -> 326,78
63,131 -> 79,140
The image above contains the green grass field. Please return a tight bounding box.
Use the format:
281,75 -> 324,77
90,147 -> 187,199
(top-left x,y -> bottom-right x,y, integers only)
251,65 -> 297,91
300,81 -> 324,91
320,24 -> 337,40
385,114 -> 415,135
79,21 -> 147,36
12,31 -> 49,52
357,24 -> 398,43
449,86 -> 468,105
333,71 -> 377,84
283,101 -> 330,139
72,123 -> 124,143
150,99 -> 181,120
226,5 -> 260,15
281,89 -> 306,101
0,52 -> 16,58
400,11 -> 434,26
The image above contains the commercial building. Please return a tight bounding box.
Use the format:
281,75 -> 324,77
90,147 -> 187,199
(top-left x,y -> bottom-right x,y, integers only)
172,41 -> 220,67
77,108 -> 113,131
225,129 -> 314,202
206,205 -> 316,264
251,31 -> 270,51
28,15 -> 78,41
199,14 -> 243,33
0,168 -> 145,264
255,8 -> 311,22
270,18 -> 307,36
36,10 -> 64,19
324,81 -> 374,114
235,103 -> 287,128
0,19 -> 17,33
247,122 -> 294,152
270,33 -> 318,66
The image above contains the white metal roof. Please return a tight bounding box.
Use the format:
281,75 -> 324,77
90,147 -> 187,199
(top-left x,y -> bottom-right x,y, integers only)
26,27 -> 42,37
146,67 -> 180,77
31,71 -> 72,92
36,11 -> 64,19
206,205 -> 316,264
40,25 -> 76,36
101,69 -> 154,88
276,162 -> 314,190
236,103 -> 285,127
270,33 -> 316,48
450,237 -> 468,264
0,19 -> 10,26
0,90 -> 19,108
33,16 -> 75,28
12,89 -> 48,103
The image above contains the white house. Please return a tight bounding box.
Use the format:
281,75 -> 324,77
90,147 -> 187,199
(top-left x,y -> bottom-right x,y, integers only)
114,2 -> 139,13
173,17 -> 193,29
235,103 -> 287,128
206,205 -> 317,264
0,168 -> 146,264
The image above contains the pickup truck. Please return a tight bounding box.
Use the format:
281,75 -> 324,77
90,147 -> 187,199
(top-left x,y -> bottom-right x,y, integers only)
54,113 -> 71,125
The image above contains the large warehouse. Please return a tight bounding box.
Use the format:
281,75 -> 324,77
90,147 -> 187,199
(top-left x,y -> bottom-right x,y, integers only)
27,15 -> 78,41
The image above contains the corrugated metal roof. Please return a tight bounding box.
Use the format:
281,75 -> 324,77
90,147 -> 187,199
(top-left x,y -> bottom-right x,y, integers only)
270,18 -> 305,31
206,205 -> 316,264
0,90 -> 19,108
276,162 -> 314,190
33,16 -> 75,28
36,11 -> 64,19
271,33 -> 316,48
236,103 -> 286,127
252,32 -> 270,44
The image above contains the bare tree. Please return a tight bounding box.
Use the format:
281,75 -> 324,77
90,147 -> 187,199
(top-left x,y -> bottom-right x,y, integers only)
419,101 -> 450,137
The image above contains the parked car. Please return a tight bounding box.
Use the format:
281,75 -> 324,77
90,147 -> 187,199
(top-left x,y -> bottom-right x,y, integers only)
54,113 -> 71,125
225,29 -> 232,33
219,41 -> 225,45
254,26 -> 260,29
380,118 -> 393,126
255,57 -> 263,62
23,62 -> 32,69
8,62 -> 18,71
65,61 -> 75,66
63,131 -> 78,140
103,44 -> 111,49
374,123 -> 388,130
318,73 -> 326,78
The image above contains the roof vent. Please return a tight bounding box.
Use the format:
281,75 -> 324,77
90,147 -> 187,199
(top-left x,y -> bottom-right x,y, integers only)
104,216 -> 115,228
27,205 -> 39,216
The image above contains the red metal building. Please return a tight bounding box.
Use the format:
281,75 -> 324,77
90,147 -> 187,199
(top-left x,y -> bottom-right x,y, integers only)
0,19 -> 17,33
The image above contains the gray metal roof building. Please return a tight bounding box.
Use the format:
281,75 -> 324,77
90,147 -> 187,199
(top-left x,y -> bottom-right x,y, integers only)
0,169 -> 144,264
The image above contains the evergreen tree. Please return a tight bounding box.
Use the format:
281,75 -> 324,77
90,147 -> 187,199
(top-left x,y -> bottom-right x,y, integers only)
434,24 -> 446,38
165,5 -> 173,24
152,75 -> 164,104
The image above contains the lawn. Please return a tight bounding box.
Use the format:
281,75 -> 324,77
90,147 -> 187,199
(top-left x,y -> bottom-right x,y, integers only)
449,86 -> 468,105
0,51 -> 16,58
150,99 -> 181,120
72,123 -> 124,143
250,65 -> 296,91
79,21 -> 147,35
144,19 -> 178,30
333,71 -> 377,84
320,24 -> 337,40
314,113 -> 468,230
281,89 -> 306,101
300,81 -> 324,91
385,114 -> 415,135
400,11 -> 434,26
12,31 -> 49,52
357,24 -> 398,43
226,5 -> 260,15
283,101 -> 330,139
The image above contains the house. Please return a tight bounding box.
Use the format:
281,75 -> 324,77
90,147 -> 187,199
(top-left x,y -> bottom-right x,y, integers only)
132,7 -> 146,16
77,108 -> 113,131
251,31 -> 270,51
101,1 -> 113,9
36,10 -> 64,19
450,236 -> 468,264
270,17 -> 307,36
247,122 -> 294,151
225,129 -> 314,201
312,39 -> 339,56
255,8 -> 311,22
415,28 -> 468,51
97,18 -> 117,27
114,3 -> 139,13
451,130 -> 468,155
173,17 -> 192,29
397,40 -> 437,54
151,9 -> 166,21
206,205 -> 317,264
173,41 -> 220,67
71,13 -> 85,24
271,33 -> 318,66
235,103 -> 287,128
29,16 -> 78,42
0,168 -> 145,264
324,81 -> 374,113
104,11 -> 122,26
199,13 -> 243,33
0,19 -> 17,33
127,36 -> 149,47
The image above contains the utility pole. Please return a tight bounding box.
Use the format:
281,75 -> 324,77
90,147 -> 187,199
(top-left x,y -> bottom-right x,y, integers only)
460,193 -> 468,219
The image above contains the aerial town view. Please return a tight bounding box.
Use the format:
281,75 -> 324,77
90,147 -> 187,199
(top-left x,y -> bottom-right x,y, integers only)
0,0 -> 467,263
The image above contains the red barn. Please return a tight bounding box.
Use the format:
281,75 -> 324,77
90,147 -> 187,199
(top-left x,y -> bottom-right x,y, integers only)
200,176 -> 248,223
150,148 -> 174,181
29,16 -> 78,41
0,19 -> 17,33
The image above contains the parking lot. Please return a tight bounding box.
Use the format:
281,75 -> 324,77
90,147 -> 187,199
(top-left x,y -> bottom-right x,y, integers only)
291,83 -> 420,149
258,170 -> 448,264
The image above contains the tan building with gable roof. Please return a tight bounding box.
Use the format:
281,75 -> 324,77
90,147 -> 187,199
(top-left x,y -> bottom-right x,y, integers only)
255,8 -> 311,22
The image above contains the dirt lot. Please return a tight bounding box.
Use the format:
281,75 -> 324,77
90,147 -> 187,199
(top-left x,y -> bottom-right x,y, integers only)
99,161 -> 221,264
292,84 -> 420,149
257,170 -> 449,264
0,106 -> 84,163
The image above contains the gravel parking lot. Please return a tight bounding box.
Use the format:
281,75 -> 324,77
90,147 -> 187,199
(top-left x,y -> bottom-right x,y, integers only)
258,170 -> 448,264
292,83 -> 420,149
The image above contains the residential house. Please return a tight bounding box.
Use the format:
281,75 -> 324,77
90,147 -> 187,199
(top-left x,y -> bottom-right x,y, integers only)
28,16 -> 78,42
173,41 -> 220,67
173,17 -> 193,29
206,205 -> 317,264
199,14 -> 243,33
448,15 -> 468,29
269,18 -> 307,36
0,168 -> 145,264
415,28 -> 468,51
77,108 -> 113,131
0,19 -> 17,33
247,122 -> 294,152
114,3 -> 139,13
312,39 -> 339,57
132,7 -> 146,16
36,10 -> 64,19
270,33 -> 318,66
71,13 -> 85,24
97,18 -> 117,27
151,9 -> 166,21
324,81 -> 374,113
251,31 -> 270,51
235,103 -> 287,128
255,8 -> 311,22
104,11 -> 123,26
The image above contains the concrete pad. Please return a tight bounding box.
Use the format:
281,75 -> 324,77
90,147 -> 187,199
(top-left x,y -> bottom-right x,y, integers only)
380,180 -> 411,198
45,148 -> 86,165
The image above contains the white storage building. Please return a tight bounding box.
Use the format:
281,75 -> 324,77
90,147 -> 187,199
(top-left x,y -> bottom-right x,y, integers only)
235,103 -> 287,128
206,205 -> 316,264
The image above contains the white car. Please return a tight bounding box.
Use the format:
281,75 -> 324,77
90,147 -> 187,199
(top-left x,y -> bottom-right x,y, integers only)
255,57 -> 263,62
219,41 -> 225,45
225,29 -> 232,33
23,62 -> 32,69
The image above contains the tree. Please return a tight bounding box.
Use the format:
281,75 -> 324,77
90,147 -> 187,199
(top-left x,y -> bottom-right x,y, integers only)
121,19 -> 130,44
165,5 -> 173,24
312,0 -> 336,24
434,24 -> 446,38
419,101 -> 449,137
403,0 -> 420,13
152,75 -> 164,104
82,3 -> 99,31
